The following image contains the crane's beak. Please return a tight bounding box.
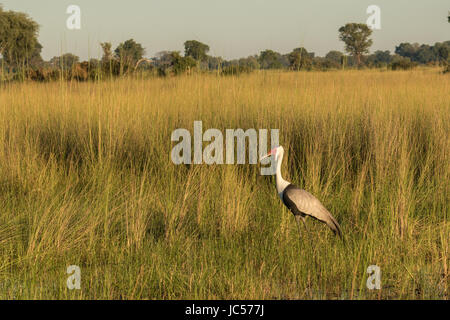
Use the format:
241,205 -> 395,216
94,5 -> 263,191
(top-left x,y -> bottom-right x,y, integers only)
260,147 -> 278,162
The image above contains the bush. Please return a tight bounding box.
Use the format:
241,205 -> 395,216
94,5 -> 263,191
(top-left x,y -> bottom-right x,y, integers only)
443,65 -> 449,74
220,65 -> 253,76
173,55 -> 196,75
101,59 -> 122,77
25,67 -> 60,82
157,66 -> 172,77
389,56 -> 417,70
155,52 -> 197,77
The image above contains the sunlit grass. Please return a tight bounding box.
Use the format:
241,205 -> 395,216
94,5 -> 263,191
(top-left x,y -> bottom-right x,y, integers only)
0,69 -> 448,299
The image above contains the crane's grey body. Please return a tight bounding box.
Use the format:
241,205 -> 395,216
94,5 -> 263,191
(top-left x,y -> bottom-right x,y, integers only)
281,184 -> 342,236
262,146 -> 342,237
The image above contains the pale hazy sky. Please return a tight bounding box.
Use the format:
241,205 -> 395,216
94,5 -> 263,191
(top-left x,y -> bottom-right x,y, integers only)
1,0 -> 449,60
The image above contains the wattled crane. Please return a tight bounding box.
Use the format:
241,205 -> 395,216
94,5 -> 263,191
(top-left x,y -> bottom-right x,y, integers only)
261,146 -> 342,237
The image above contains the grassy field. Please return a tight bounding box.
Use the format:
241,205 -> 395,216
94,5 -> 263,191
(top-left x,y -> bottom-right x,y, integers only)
0,69 -> 448,299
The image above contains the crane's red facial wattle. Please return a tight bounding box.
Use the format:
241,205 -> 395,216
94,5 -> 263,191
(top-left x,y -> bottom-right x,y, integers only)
261,147 -> 278,160
260,146 -> 279,162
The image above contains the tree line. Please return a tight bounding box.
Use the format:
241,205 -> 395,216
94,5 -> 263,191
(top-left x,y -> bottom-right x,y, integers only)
1,5 -> 449,81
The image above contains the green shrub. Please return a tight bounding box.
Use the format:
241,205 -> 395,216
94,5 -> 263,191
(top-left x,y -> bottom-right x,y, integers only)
220,65 -> 253,76
389,56 -> 417,70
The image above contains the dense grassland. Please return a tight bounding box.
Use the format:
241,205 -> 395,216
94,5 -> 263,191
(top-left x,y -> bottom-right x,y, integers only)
0,69 -> 448,299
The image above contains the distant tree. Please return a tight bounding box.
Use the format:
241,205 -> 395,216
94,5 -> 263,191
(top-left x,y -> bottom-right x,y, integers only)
311,57 -> 328,70
288,47 -> 312,70
114,39 -> 145,72
100,42 -> 113,63
433,43 -> 449,64
396,42 -> 449,65
279,54 -> 291,68
258,50 -> 283,69
238,56 -> 260,70
395,43 -> 419,60
389,55 -> 417,70
171,52 -> 197,75
99,42 -> 122,76
325,50 -> 344,68
415,45 -> 438,64
438,46 -> 448,61
325,50 -> 344,63
220,64 -> 254,76
338,23 -> 373,66
374,50 -> 392,63
88,58 -> 100,68
0,5 -> 42,69
184,40 -> 210,62
367,50 -> 392,67
207,56 -> 223,70
154,51 -> 173,68
434,42 -> 449,73
437,47 -> 449,68
156,51 -> 196,76
49,53 -> 79,70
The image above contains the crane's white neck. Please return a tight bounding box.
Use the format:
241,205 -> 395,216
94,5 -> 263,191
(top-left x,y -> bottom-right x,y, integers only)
275,149 -> 290,198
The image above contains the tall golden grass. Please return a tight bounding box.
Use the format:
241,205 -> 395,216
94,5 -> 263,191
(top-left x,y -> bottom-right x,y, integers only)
0,69 -> 448,299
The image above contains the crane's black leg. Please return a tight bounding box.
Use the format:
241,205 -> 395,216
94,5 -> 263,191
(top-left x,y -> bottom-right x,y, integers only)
295,215 -> 311,242
301,216 -> 309,233
294,215 -> 303,238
